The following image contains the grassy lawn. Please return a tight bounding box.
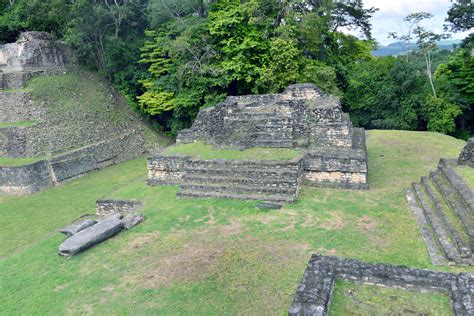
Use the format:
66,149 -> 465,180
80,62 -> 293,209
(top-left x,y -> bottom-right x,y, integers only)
0,130 -> 471,314
0,121 -> 37,128
453,164 -> 474,190
0,156 -> 45,167
164,141 -> 302,160
330,280 -> 452,315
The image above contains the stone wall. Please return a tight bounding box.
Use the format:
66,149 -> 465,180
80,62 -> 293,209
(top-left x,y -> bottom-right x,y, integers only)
0,160 -> 51,195
96,199 -> 143,216
289,254 -> 473,316
0,131 -> 145,195
303,128 -> 368,189
147,155 -> 191,185
458,138 -> 474,168
0,32 -> 71,72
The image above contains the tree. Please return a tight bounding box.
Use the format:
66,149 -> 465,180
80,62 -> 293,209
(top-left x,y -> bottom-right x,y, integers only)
389,12 -> 449,98
445,0 -> 474,33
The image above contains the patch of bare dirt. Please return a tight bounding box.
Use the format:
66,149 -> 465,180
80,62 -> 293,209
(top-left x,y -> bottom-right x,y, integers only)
122,232 -> 160,252
301,213 -> 315,228
219,219 -> 245,237
318,211 -> 346,230
356,215 -> 379,231
255,214 -> 280,225
123,238 -> 225,288
280,210 -> 299,231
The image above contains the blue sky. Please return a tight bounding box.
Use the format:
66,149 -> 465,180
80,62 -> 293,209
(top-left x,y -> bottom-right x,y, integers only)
361,0 -> 471,45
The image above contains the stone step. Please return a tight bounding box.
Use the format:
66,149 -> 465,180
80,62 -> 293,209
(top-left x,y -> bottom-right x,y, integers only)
177,189 -> 296,204
405,188 -> 447,265
254,139 -> 294,147
439,159 -> 474,212
184,159 -> 300,169
421,176 -> 471,258
412,182 -> 460,262
182,174 -> 300,186
431,170 -> 474,250
183,165 -> 300,177
179,182 -> 298,196
224,117 -> 291,124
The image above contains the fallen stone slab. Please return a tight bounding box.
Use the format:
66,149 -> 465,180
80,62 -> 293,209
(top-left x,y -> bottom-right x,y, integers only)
59,220 -> 97,237
58,218 -> 123,257
122,213 -> 145,230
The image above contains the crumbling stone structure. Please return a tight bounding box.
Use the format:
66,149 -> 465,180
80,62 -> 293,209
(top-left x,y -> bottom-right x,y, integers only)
289,254 -> 473,316
459,138 -> 474,168
148,84 -> 368,203
96,199 -> 143,217
0,32 -> 158,195
407,158 -> 473,266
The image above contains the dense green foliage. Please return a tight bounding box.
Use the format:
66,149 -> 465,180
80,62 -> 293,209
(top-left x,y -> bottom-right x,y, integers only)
0,0 -> 471,137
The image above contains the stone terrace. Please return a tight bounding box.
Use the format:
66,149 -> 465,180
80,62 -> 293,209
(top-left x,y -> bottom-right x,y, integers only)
148,84 -> 368,203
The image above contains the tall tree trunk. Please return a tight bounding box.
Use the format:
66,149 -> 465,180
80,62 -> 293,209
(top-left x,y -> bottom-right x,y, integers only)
425,50 -> 437,98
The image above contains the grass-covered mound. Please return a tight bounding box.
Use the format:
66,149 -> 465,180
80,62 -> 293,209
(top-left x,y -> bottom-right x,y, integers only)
0,130 -> 471,314
164,141 -> 302,160
0,69 -> 171,167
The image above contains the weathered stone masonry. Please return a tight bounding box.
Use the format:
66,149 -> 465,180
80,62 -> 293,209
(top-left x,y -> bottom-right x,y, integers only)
148,84 -> 368,203
0,32 -> 153,195
289,254 -> 473,316
407,149 -> 473,266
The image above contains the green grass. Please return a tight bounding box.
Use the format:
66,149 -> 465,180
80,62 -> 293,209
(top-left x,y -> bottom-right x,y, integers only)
330,280 -> 452,315
0,121 -> 37,128
453,165 -> 474,190
0,156 -> 44,167
0,130 -> 472,315
24,68 -> 170,147
164,141 -> 302,160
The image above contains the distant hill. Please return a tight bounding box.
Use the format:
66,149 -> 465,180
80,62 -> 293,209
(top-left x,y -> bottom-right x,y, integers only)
372,40 -> 462,57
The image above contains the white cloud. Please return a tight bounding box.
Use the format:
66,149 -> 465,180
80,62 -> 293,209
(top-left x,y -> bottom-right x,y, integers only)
360,0 -> 471,45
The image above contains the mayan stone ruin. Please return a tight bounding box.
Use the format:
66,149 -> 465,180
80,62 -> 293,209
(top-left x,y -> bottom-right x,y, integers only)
459,138 -> 474,168
289,254 -> 473,316
0,32 -> 153,195
406,140 -> 474,266
148,84 -> 368,203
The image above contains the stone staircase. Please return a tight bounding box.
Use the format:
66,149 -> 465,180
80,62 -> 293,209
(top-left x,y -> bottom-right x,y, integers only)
224,107 -> 294,148
176,158 -> 303,204
406,159 -> 473,265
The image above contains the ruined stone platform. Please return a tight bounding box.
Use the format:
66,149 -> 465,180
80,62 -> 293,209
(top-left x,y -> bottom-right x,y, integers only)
289,254 -> 473,315
0,32 -> 159,195
406,142 -> 474,266
148,84 -> 368,203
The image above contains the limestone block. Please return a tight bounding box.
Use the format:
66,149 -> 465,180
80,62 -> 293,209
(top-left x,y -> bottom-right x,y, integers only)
59,220 -> 97,237
58,218 -> 123,257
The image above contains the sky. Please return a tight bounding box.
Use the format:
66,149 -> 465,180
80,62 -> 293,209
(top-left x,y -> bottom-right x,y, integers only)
361,0 -> 472,45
